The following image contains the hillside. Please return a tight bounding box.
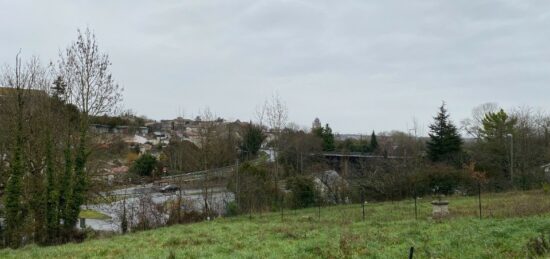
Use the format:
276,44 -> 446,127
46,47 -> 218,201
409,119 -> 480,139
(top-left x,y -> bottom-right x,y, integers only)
2,191 -> 550,258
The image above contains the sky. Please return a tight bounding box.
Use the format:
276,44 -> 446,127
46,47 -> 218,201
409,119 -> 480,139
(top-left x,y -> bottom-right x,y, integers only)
1,0 -> 550,136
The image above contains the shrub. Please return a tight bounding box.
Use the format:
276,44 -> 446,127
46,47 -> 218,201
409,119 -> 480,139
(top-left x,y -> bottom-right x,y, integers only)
227,162 -> 281,213
286,176 -> 317,209
225,201 -> 239,217
413,164 -> 475,196
526,233 -> 550,257
543,182 -> 550,194
130,153 -> 158,177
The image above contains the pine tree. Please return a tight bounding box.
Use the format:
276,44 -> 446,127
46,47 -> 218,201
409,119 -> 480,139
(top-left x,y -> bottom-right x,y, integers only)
322,124 -> 335,151
312,123 -> 335,151
369,131 -> 379,152
426,103 -> 463,162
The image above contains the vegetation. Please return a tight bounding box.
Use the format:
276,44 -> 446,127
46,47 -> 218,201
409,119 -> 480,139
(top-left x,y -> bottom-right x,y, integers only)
78,210 -> 111,220
240,123 -> 266,158
286,176 -> 317,209
313,123 -> 335,152
1,191 -> 550,258
0,27 -> 122,247
426,103 -> 463,163
130,154 -> 158,177
1,26 -> 550,256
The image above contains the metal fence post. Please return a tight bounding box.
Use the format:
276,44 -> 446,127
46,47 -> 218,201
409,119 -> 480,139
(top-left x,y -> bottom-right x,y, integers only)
478,182 -> 482,219
361,190 -> 365,221
414,190 -> 418,220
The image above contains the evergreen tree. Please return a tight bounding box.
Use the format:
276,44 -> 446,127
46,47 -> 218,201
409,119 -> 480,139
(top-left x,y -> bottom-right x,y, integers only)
479,109 -> 516,141
426,103 -> 463,162
130,153 -> 158,177
322,124 -> 335,151
312,123 -> 335,151
369,131 -> 379,152
477,109 -> 517,179
240,123 -> 266,158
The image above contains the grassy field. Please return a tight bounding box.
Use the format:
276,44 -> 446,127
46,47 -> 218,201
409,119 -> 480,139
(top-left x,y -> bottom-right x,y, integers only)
2,190 -> 550,258
79,210 -> 111,220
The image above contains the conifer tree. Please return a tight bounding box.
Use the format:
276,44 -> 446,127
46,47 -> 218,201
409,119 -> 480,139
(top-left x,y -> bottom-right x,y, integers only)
369,131 -> 379,152
426,103 -> 463,162
322,124 -> 335,151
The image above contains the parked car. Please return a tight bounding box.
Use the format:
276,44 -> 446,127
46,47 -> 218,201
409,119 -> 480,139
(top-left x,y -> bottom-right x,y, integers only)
160,184 -> 179,193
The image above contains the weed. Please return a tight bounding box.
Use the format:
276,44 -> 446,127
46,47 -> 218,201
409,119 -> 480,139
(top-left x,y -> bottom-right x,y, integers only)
526,233 -> 550,257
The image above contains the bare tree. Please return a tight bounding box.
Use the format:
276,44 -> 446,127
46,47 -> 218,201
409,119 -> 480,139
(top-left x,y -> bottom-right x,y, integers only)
263,93 -> 288,212
57,27 -> 123,231
265,93 -> 288,134
57,27 -> 123,118
461,103 -> 499,139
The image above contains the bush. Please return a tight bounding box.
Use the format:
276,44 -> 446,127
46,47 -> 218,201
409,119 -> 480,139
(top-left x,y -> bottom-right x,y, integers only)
413,164 -> 475,196
227,162 -> 281,213
130,153 -> 158,177
286,176 -> 317,209
526,233 -> 550,257
543,182 -> 550,194
225,201 -> 239,217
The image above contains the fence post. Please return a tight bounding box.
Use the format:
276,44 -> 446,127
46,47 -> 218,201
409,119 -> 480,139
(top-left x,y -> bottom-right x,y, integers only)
414,190 -> 418,220
318,200 -> 321,221
478,182 -> 482,219
281,197 -> 284,221
361,190 -> 365,221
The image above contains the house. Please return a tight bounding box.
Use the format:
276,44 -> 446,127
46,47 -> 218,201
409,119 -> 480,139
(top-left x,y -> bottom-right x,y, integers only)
160,120 -> 173,131
146,122 -> 162,132
89,124 -> 110,134
113,126 -> 129,134
151,131 -> 169,145
138,126 -> 149,136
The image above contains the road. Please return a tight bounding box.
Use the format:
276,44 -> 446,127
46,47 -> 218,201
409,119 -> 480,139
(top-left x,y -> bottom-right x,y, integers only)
83,187 -> 234,232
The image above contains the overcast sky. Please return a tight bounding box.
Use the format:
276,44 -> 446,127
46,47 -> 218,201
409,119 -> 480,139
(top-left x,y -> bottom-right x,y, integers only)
1,0 -> 550,135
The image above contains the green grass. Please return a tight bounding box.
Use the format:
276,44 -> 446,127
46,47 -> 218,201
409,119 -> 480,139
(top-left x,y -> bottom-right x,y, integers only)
79,210 -> 111,220
2,190 -> 550,258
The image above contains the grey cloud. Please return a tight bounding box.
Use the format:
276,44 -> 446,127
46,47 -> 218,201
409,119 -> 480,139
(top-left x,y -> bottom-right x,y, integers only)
1,0 -> 550,135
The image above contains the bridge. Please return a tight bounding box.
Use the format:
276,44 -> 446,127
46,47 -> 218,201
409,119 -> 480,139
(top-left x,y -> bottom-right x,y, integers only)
322,152 -> 406,159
